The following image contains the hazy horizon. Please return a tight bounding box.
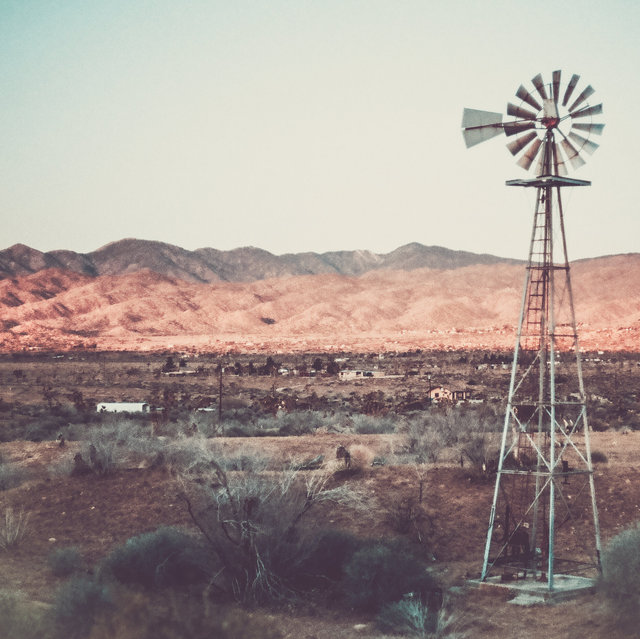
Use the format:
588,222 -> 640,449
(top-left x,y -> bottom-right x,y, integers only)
2,1 -> 639,261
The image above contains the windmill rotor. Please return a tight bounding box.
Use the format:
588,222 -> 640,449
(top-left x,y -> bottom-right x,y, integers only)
461,70 -> 604,176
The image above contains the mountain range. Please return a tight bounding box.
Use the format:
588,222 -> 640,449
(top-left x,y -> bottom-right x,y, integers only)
0,239 -> 519,282
1,240 -> 639,353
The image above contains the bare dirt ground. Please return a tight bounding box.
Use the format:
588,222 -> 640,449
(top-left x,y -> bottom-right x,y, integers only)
1,431 -> 638,638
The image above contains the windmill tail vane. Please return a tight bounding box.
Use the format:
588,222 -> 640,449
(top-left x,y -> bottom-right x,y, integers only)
462,70 -> 604,177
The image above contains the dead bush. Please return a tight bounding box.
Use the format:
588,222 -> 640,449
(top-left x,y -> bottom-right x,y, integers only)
0,507 -> 31,551
348,444 -> 375,470
178,452 -> 360,604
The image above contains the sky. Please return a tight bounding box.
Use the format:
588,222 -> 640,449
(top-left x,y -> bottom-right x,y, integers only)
1,0 -> 639,260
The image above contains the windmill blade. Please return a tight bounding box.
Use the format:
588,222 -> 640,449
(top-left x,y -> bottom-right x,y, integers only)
516,85 -> 542,111
461,108 -> 504,147
507,131 -> 537,156
552,70 -> 561,104
562,74 -> 580,106
568,85 -> 595,112
560,138 -> 586,170
553,143 -> 568,176
531,73 -> 548,100
503,121 -> 536,137
516,137 -> 542,171
535,142 -> 547,176
507,102 -> 538,121
570,103 -> 603,119
568,131 -> 599,155
572,122 -> 605,135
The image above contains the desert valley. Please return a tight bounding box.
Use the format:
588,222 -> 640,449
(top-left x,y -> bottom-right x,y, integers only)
1,239 -> 640,638
1,239 -> 640,353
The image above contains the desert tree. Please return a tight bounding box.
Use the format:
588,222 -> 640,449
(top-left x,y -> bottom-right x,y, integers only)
177,443 -> 362,604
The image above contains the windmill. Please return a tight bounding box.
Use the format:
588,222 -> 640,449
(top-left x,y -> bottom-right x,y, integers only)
462,71 -> 604,593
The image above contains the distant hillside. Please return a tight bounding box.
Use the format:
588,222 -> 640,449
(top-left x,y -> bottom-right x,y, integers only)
0,239 -> 521,283
1,254 -> 639,353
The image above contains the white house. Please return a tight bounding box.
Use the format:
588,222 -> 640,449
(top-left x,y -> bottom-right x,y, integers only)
97,402 -> 150,414
428,387 -> 469,403
338,370 -> 385,381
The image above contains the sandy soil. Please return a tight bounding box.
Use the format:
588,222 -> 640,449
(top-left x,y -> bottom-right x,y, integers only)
1,431 -> 638,638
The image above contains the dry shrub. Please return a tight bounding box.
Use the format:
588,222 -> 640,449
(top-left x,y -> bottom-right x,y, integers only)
179,454 -> 360,604
376,596 -> 464,638
0,507 -> 31,551
349,444 -> 375,470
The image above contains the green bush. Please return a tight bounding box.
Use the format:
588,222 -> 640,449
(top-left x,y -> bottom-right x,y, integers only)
0,462 -> 26,490
277,420 -> 315,436
222,423 -> 260,437
48,546 -> 84,578
341,540 -> 438,612
591,450 -> 608,464
599,523 -> 640,628
101,527 -> 210,589
297,529 -> 364,587
350,414 -> 397,435
53,576 -> 113,639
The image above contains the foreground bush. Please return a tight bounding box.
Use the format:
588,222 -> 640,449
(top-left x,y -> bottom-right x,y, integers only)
599,523 -> 640,628
0,590 -> 50,639
101,527 -> 210,589
87,590 -> 282,639
180,456 -> 359,604
376,597 -> 462,638
53,576 -> 113,639
376,597 -> 435,637
342,540 -> 438,612
298,529 -> 365,586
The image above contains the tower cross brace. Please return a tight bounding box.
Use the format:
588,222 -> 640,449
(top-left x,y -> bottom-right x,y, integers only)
480,129 -> 602,589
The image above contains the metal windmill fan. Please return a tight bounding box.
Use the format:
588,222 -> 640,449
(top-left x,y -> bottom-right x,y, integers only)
462,70 -> 604,176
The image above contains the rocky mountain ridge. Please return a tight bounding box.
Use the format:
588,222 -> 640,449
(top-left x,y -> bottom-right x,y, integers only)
0,239 -> 520,283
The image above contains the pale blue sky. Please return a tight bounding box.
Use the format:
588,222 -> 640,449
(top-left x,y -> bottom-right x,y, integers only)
1,1 -> 638,259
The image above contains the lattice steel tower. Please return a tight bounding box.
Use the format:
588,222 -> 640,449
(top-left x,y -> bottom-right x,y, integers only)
461,70 -> 604,590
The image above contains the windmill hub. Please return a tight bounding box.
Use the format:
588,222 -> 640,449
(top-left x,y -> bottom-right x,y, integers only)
542,99 -> 559,129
